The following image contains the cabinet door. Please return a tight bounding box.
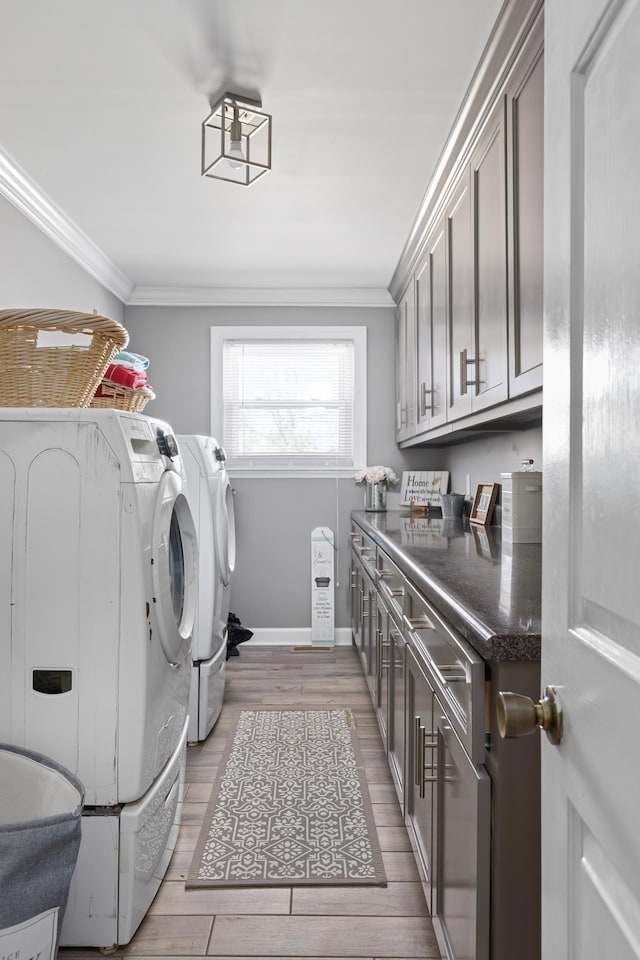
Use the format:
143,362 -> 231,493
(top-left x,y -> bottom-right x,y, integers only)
506,14 -> 543,397
362,571 -> 376,683
436,715 -> 490,960
470,98 -> 509,412
405,647 -> 437,912
375,596 -> 390,745
388,620 -> 406,806
416,218 -> 448,432
447,170 -> 474,421
395,282 -> 417,441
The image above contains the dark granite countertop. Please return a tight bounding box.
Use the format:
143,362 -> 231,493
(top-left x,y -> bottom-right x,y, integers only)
352,510 -> 541,662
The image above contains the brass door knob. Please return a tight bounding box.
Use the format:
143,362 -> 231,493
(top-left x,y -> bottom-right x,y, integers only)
497,685 -> 563,745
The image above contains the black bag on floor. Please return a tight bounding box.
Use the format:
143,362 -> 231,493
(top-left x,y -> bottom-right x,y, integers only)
226,612 -> 253,659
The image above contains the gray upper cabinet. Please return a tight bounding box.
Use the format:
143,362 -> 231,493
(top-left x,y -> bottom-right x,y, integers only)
395,280 -> 417,442
446,169 -> 475,422
506,12 -> 544,397
470,98 -> 509,413
390,0 -> 543,445
416,217 -> 448,433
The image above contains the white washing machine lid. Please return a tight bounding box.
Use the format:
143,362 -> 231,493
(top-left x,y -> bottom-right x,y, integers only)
151,471 -> 198,665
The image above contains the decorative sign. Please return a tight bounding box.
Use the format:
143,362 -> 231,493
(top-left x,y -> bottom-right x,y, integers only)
311,527 -> 335,647
399,471 -> 449,506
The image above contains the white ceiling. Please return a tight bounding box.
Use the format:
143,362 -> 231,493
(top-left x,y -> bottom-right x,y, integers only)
0,0 -> 504,301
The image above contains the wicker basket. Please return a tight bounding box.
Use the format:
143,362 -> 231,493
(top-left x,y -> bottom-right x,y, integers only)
90,379 -> 155,413
0,309 -> 129,408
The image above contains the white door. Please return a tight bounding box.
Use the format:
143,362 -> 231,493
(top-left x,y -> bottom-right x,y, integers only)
543,0 -> 640,957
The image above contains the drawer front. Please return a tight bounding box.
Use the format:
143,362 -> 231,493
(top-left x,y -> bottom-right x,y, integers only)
375,550 -> 407,626
404,582 -> 486,763
350,523 -> 377,578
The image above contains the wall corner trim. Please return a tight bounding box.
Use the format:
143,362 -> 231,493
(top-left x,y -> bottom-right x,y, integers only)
0,145 -> 133,303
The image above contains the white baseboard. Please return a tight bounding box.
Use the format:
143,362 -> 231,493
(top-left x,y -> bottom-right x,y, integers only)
243,627 -> 352,647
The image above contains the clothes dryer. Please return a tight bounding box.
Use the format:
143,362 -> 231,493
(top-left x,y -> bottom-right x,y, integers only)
0,408 -> 198,948
177,435 -> 236,741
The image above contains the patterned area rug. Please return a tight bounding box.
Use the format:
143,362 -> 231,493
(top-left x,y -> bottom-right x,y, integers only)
186,708 -> 387,887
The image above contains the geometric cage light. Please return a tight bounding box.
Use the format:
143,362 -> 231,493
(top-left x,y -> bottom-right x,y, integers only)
201,91 -> 272,186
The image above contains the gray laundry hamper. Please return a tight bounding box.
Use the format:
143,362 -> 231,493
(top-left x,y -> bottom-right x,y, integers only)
0,743 -> 84,957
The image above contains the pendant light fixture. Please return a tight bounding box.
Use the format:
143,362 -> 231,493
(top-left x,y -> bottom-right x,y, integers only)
201,92 -> 272,186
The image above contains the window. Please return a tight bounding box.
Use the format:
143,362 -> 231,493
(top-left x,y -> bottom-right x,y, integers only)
211,326 -> 367,476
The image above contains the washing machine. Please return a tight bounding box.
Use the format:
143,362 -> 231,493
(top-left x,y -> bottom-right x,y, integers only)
177,435 -> 236,742
0,408 -> 198,948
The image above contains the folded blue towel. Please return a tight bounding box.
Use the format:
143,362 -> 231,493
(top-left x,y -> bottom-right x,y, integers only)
113,350 -> 149,372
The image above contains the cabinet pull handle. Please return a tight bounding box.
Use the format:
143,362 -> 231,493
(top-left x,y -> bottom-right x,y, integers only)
381,583 -> 405,604
360,589 -> 368,621
403,613 -> 435,634
414,716 -> 421,787
418,724 -> 427,798
430,661 -> 467,686
460,348 -> 480,393
420,381 -> 434,417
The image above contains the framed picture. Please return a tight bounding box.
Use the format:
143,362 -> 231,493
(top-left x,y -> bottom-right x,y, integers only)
470,482 -> 500,526
399,470 -> 449,507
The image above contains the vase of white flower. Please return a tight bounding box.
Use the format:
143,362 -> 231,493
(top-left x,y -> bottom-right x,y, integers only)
354,465 -> 399,512
364,481 -> 387,511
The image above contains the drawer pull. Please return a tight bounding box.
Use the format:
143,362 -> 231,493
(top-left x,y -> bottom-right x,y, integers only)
414,716 -> 421,787
431,662 -> 467,686
360,590 -> 369,620
403,614 -> 435,633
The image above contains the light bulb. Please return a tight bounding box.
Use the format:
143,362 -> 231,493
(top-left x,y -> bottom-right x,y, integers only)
227,109 -> 244,169
227,138 -> 244,169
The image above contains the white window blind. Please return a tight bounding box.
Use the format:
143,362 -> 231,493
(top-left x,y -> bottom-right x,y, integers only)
211,326 -> 366,475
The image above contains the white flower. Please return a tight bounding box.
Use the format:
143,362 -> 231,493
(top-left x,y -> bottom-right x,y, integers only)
354,465 -> 398,486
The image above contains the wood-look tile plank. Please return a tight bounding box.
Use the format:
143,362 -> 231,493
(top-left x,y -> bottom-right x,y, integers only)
206,915 -> 439,958
185,782 -> 215,802
164,848 -> 192,881
375,826 -> 414,852
381,851 -> 422,882
181,800 -> 210,824
372,803 -> 406,827
121,915 -> 212,955
148,882 -> 291,915
368,783 -> 400,803
291,881 -> 427,916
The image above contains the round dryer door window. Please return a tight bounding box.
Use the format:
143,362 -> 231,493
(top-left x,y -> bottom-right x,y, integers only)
151,471 -> 198,665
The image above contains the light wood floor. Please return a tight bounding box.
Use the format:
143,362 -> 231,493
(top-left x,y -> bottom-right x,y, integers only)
60,645 -> 441,960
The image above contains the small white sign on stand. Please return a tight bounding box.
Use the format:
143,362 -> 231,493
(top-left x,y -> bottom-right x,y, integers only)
311,526 -> 335,647
399,470 -> 450,507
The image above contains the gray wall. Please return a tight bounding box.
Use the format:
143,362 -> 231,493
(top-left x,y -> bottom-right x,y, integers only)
124,305 -> 439,631
440,424 -> 543,517
0,195 -> 124,320
0,192 -> 543,635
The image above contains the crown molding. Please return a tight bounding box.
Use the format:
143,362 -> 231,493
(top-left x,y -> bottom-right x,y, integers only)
0,145 -> 133,303
127,285 -> 395,308
0,145 -> 395,310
